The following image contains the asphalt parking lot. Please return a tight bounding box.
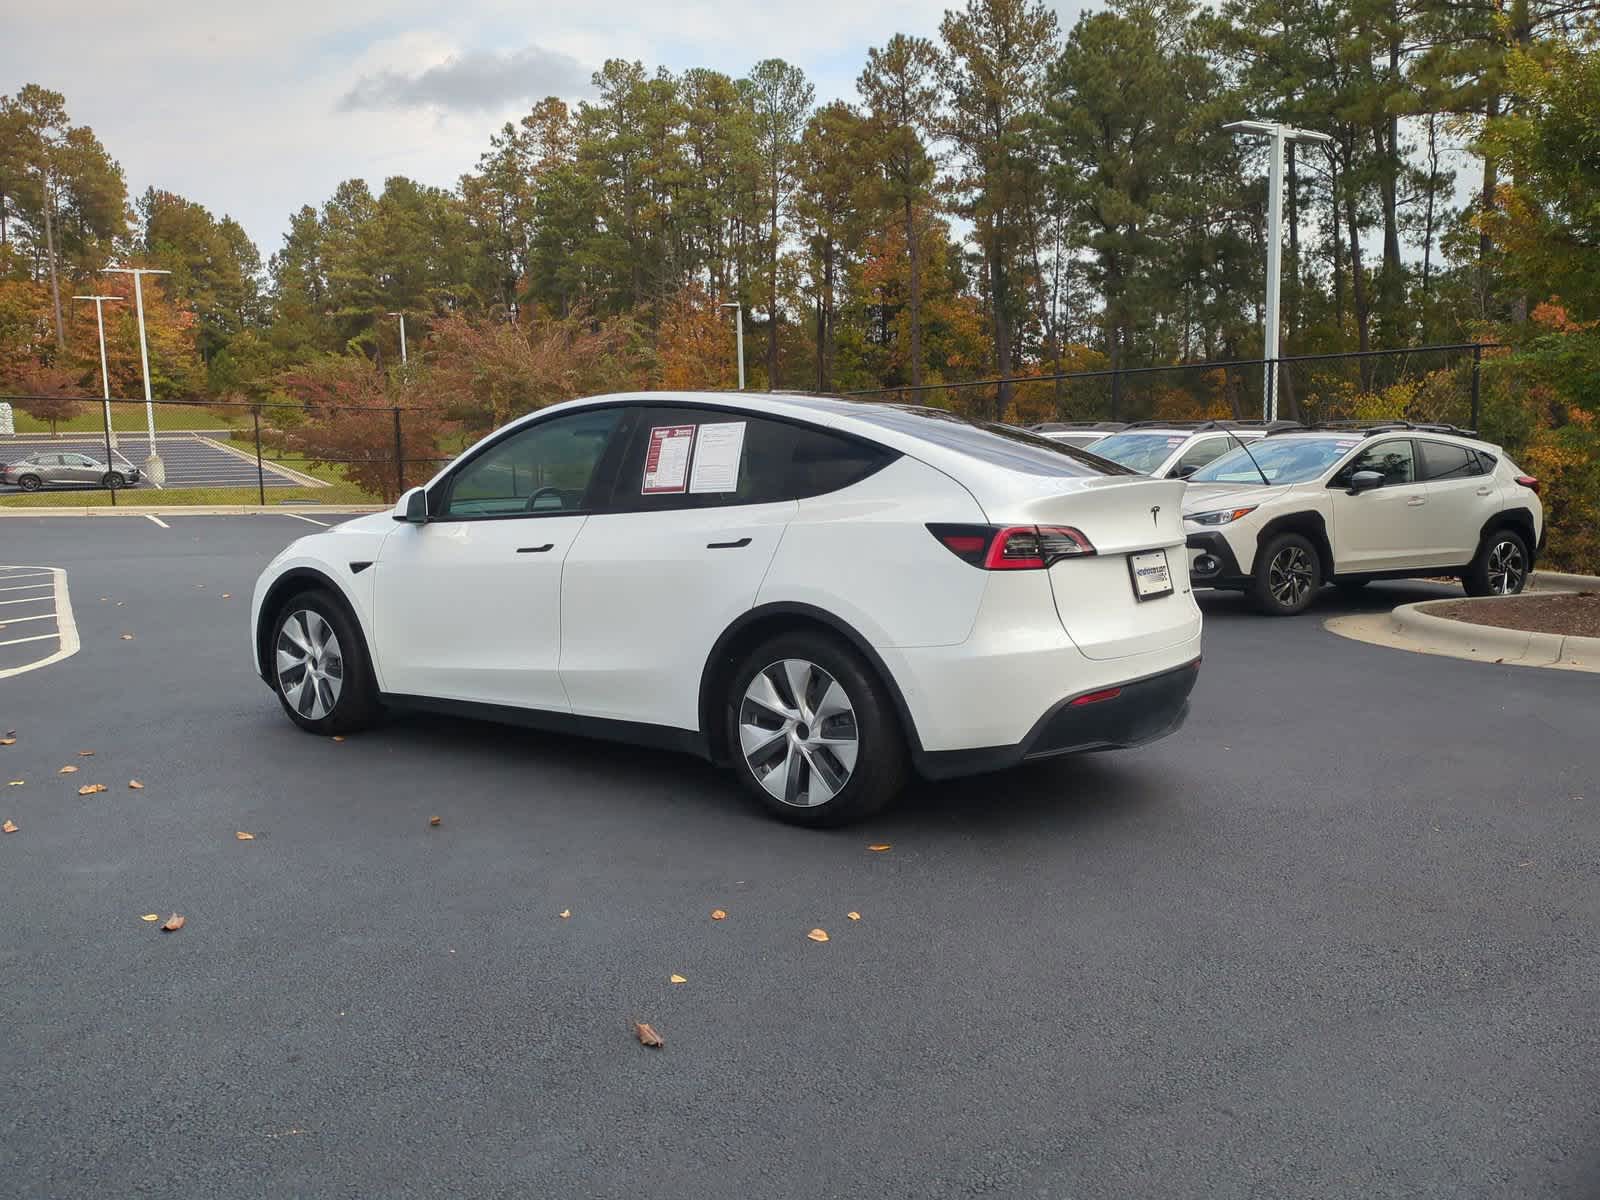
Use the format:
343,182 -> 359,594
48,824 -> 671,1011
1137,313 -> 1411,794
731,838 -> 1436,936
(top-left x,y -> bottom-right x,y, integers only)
2,514 -> 1597,1199
0,432 -> 318,492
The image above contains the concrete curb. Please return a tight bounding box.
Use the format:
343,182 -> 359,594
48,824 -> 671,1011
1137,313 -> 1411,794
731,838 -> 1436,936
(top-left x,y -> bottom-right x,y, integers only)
1327,593 -> 1600,673
0,504 -> 386,517
1531,568 -> 1600,591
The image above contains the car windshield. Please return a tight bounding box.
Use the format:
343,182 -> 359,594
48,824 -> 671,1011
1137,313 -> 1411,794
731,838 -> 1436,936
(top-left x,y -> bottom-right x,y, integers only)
1190,436 -> 1359,485
1085,431 -> 1190,474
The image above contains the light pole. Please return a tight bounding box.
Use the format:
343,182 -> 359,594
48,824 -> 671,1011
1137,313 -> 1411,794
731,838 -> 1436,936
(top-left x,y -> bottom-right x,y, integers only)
386,311 -> 408,365
719,302 -> 745,390
1224,120 -> 1332,421
73,294 -> 122,452
101,266 -> 171,484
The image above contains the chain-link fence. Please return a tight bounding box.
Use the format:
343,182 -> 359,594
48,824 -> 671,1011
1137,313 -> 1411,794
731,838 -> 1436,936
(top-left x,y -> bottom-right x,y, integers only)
844,342 -> 1493,432
0,396 -> 451,508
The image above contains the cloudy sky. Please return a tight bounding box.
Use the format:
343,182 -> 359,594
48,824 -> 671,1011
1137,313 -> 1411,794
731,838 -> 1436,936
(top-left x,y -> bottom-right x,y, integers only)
5,1 -> 1090,262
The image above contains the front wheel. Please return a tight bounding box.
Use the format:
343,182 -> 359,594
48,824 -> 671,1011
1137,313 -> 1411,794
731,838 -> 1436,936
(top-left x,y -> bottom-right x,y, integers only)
727,632 -> 907,827
1250,532 -> 1323,616
102,472 -> 125,489
270,590 -> 382,734
1464,528 -> 1530,597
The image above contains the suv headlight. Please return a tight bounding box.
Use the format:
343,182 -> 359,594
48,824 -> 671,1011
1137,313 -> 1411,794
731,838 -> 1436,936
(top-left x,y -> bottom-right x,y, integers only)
1185,506 -> 1258,526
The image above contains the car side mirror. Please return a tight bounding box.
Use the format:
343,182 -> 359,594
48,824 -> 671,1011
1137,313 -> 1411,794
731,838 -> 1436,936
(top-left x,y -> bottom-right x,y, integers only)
393,486 -> 429,523
1347,470 -> 1384,495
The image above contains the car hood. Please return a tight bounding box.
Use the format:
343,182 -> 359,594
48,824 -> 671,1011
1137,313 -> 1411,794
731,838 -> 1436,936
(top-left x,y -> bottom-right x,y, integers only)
1181,482 -> 1292,515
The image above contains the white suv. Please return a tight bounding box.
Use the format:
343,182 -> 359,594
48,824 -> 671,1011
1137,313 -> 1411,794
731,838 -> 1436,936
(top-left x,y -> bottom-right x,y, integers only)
251,392 -> 1203,825
1085,421 -> 1289,480
1181,423 -> 1544,615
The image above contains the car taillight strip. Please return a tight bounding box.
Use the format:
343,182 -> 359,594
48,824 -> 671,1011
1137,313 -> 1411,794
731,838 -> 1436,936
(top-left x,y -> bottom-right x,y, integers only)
927,523 -> 1096,570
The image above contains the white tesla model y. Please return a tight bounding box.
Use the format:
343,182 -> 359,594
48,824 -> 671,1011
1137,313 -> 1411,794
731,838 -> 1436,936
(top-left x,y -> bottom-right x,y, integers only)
251,393 -> 1202,825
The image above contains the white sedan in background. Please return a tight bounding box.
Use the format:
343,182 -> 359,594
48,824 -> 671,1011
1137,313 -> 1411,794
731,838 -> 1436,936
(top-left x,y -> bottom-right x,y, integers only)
252,392 -> 1202,825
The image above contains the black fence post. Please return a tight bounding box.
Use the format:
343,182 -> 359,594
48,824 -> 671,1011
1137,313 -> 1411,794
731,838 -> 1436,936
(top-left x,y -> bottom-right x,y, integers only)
102,399 -> 117,508
1110,368 -> 1122,422
253,409 -> 266,506
392,407 -> 405,499
1470,344 -> 1482,431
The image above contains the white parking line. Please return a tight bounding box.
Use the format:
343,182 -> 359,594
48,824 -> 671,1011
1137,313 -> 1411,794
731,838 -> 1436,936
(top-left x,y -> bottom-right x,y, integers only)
282,513 -> 330,526
0,594 -> 55,605
145,514 -> 170,528
0,612 -> 57,624
0,565 -> 78,679
0,582 -> 54,594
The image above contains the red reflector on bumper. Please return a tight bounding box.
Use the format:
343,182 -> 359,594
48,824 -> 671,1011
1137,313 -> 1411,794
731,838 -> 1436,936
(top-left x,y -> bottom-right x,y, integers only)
1069,686 -> 1123,707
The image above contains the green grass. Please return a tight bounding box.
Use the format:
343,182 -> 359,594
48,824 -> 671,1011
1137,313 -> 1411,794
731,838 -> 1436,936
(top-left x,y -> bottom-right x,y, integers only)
9,405 -> 241,435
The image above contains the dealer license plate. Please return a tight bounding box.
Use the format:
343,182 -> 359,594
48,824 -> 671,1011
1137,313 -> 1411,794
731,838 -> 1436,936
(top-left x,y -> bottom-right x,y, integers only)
1128,549 -> 1174,601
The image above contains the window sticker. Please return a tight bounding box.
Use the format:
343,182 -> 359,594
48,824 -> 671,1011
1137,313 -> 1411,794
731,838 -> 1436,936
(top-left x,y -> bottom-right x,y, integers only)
688,422 -> 747,493
642,424 -> 695,493
1335,439 -> 1360,450
1167,436 -> 1186,446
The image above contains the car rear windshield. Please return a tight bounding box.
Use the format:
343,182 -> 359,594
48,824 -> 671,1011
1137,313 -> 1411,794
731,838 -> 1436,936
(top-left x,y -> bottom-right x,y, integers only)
840,404 -> 1135,478
1190,436 -> 1359,485
1084,431 -> 1191,474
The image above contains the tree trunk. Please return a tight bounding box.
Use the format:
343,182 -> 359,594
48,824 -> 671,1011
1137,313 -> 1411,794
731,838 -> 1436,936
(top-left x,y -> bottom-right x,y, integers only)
1344,173 -> 1372,392
41,171 -> 65,350
1329,151 -> 1345,328
991,232 -> 1013,420
905,197 -> 923,388
1479,89 -> 1500,320
766,190 -> 780,387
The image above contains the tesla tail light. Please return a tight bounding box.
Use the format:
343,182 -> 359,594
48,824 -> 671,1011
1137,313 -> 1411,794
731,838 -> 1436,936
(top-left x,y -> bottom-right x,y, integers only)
1515,474 -> 1541,495
927,524 -> 1096,570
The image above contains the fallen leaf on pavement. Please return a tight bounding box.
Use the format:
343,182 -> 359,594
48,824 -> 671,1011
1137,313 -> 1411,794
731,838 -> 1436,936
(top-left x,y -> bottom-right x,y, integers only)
120,633 -> 133,640
1517,860 -> 1533,867
78,784 -> 107,795
635,1022 -> 664,1048
847,911 -> 861,921
128,780 -> 143,789
6,781 -> 21,787
711,909 -> 727,920
115,602 -> 123,607
161,914 -> 185,932
559,909 -> 571,919
867,844 -> 891,852
807,928 -> 830,943
221,593 -> 231,599
0,738 -> 15,746
428,815 -> 441,827
669,974 -> 687,984
331,736 -> 345,742
141,913 -> 159,922
58,765 -> 78,774
2,819 -> 16,834
78,749 -> 94,756
235,831 -> 255,841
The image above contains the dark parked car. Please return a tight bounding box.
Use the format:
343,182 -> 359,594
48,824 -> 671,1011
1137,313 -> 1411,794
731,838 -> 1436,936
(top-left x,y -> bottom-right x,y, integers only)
0,451 -> 140,491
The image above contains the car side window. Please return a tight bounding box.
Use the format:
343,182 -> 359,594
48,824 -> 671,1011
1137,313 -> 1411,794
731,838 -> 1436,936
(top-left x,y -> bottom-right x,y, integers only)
64,454 -> 93,466
606,408 -> 894,512
440,408 -> 624,519
1418,440 -> 1481,482
36,454 -> 60,466
1334,440 -> 1415,487
1174,436 -> 1232,474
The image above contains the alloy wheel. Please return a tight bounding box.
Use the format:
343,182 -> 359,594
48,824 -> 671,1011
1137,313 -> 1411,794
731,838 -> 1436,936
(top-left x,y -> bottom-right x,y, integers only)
739,658 -> 860,808
1268,545 -> 1314,608
275,609 -> 344,720
1487,539 -> 1526,594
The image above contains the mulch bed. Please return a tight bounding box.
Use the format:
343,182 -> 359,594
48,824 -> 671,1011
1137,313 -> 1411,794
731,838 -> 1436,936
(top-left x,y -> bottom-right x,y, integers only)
1428,592 -> 1600,638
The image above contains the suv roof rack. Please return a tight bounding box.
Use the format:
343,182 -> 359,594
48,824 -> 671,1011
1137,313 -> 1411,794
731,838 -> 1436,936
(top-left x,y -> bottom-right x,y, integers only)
1269,420 -> 1479,438
1123,418 -> 1302,433
1029,421 -> 1128,432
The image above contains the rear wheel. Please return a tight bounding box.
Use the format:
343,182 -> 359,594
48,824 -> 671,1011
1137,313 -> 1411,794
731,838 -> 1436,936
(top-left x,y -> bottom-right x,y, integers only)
1250,532 -> 1322,616
1464,528 -> 1529,597
726,631 -> 907,827
17,474 -> 41,492
102,471 -> 125,489
270,590 -> 381,734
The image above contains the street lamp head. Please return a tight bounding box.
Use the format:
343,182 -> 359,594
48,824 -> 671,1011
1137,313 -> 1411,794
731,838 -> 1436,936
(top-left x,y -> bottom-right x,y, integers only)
719,302 -> 741,310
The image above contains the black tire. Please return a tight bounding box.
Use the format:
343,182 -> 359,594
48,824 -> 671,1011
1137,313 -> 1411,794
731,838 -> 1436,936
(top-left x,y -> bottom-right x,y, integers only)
725,631 -> 907,827
1463,527 -> 1530,597
268,589 -> 382,735
102,471 -> 125,489
1250,532 -> 1323,616
17,474 -> 41,492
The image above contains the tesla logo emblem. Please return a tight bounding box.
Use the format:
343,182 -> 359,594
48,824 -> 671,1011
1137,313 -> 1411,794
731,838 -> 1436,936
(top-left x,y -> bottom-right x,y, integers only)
1151,505 -> 1161,524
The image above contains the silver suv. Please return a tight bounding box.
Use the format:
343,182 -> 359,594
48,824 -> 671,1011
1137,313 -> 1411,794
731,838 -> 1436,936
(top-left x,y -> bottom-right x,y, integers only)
0,451 -> 141,491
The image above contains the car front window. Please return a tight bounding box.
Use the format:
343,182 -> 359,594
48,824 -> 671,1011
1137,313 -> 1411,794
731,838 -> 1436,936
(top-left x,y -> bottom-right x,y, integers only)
1084,432 -> 1189,474
1189,437 -> 1361,485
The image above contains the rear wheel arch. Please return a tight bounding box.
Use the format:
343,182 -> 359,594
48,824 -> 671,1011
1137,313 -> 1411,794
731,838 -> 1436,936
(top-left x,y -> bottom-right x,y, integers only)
256,568 -> 374,686
698,603 -> 922,766
1255,511 -> 1333,577
1478,509 -> 1536,561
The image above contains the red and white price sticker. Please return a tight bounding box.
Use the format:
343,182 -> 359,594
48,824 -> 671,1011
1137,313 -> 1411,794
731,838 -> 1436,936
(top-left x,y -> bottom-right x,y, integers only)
642,425 -> 696,493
